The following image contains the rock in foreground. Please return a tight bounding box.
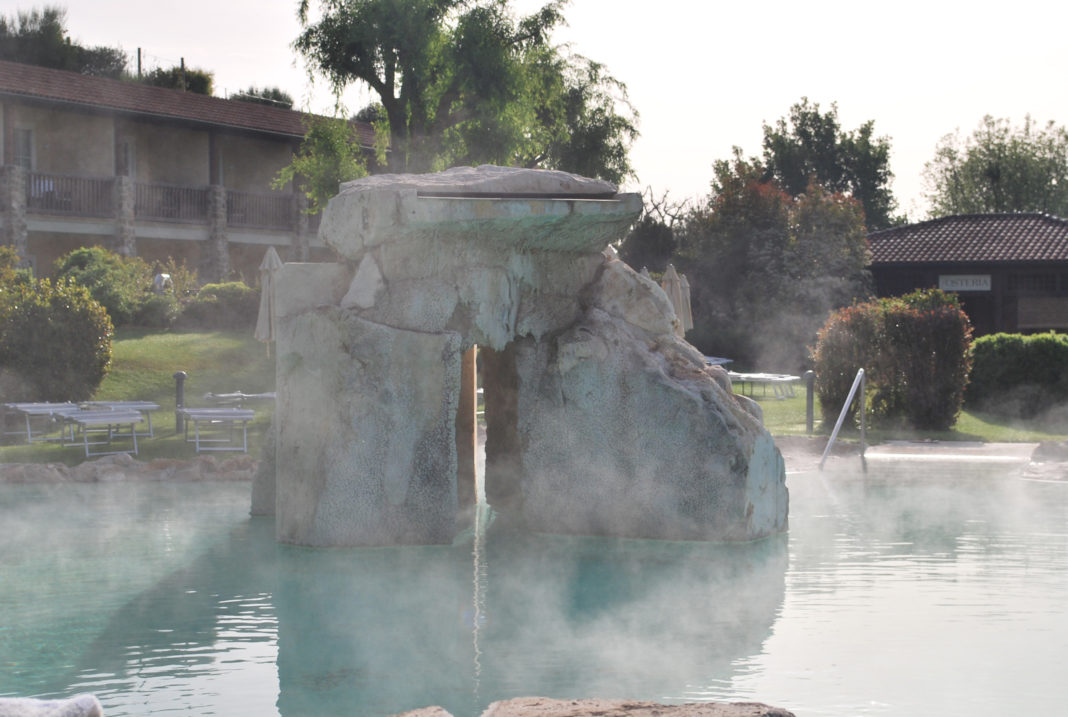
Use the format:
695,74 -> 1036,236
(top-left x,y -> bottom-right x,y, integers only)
391,697 -> 796,717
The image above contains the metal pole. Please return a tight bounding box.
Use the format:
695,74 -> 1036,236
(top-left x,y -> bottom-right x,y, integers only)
804,370 -> 815,435
860,370 -> 867,472
174,371 -> 187,432
819,368 -> 865,471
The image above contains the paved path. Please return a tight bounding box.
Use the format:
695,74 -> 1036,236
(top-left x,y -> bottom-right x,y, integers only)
774,435 -> 1065,479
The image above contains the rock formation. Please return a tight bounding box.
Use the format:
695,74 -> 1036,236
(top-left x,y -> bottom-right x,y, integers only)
268,165 -> 787,546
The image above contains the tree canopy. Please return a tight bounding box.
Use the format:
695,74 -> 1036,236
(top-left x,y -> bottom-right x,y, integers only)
922,115 -> 1068,218
272,115 -> 370,214
761,98 -> 899,230
674,152 -> 871,370
139,64 -> 214,95
0,5 -> 127,77
232,86 -> 295,109
293,0 -> 637,181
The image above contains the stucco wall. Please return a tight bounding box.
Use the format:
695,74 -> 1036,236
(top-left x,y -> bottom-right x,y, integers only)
120,121 -> 210,186
218,132 -> 294,193
27,232 -> 112,276
6,104 -> 114,175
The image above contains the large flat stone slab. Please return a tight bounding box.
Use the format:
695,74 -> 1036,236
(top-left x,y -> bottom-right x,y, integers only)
390,698 -> 796,717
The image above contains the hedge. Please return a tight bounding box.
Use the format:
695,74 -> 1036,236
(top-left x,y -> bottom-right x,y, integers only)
967,332 -> 1068,418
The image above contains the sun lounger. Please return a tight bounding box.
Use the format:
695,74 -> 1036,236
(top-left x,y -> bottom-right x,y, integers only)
177,407 -> 255,453
80,401 -> 160,437
728,372 -> 801,399
2,402 -> 79,443
63,409 -> 145,457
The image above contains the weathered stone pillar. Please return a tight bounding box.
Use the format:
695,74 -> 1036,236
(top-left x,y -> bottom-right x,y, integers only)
112,175 -> 136,256
0,165 -> 28,256
289,193 -> 311,262
455,345 -> 478,511
274,268 -> 462,545
203,185 -> 230,281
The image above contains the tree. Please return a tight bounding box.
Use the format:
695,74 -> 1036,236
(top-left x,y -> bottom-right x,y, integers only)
0,249 -> 113,403
617,190 -> 687,274
0,6 -> 127,77
232,86 -> 295,109
675,151 -> 871,370
139,64 -> 214,95
762,98 -> 899,230
294,0 -> 636,181
923,115 -> 1068,218
273,115 -> 369,213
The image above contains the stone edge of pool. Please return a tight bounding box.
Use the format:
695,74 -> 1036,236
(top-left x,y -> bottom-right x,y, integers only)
394,697 -> 797,716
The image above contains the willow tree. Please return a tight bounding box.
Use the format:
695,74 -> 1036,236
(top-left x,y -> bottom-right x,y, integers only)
294,0 -> 636,181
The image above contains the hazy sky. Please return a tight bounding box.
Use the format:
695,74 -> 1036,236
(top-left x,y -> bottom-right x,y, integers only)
41,0 -> 1068,220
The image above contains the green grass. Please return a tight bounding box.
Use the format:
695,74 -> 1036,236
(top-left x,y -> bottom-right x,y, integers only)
755,386 -> 1068,443
1,328 -> 276,464
5,330 -> 1065,465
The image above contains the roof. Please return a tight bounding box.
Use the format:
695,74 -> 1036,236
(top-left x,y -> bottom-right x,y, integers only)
868,213 -> 1068,265
0,59 -> 376,146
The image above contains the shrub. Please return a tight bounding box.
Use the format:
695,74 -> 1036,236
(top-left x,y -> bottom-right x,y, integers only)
176,281 -> 260,330
54,246 -> 153,327
967,332 -> 1068,418
810,302 -> 881,426
134,292 -> 182,328
0,278 -> 113,402
812,289 -> 973,431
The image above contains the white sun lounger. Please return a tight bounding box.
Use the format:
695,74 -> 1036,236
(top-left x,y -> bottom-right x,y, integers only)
728,372 -> 801,399
80,401 -> 160,437
63,409 -> 145,457
177,407 -> 255,453
3,402 -> 79,443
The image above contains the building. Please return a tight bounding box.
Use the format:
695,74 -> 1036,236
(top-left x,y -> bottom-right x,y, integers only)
0,59 -> 376,281
868,213 -> 1068,335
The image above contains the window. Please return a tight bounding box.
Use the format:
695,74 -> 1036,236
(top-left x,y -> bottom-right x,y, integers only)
13,128 -> 33,170
116,139 -> 136,177
1008,273 -> 1057,295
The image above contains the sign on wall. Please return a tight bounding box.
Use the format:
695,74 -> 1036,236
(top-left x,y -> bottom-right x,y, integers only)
939,274 -> 991,292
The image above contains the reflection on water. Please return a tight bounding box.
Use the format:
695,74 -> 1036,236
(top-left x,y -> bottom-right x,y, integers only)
1,472 -> 1066,717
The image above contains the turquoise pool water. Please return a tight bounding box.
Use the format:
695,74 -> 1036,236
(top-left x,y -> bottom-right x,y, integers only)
1,472 -> 1066,716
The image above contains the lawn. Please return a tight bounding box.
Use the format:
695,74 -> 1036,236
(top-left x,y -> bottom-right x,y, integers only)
0,328 -> 276,464
756,383 -> 1068,444
3,330 -> 1064,466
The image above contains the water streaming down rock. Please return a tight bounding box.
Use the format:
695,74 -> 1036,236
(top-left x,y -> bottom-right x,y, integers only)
258,165 -> 787,546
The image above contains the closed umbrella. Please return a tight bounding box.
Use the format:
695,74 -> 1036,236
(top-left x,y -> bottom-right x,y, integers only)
678,273 -> 694,331
660,263 -> 690,338
254,246 -> 284,355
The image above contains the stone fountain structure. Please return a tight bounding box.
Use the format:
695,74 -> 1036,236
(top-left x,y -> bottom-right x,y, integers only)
253,165 -> 787,546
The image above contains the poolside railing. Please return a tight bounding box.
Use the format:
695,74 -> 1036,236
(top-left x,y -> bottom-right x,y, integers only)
819,367 -> 866,471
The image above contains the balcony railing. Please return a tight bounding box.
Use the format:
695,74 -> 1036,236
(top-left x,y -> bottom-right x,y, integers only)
227,190 -> 293,230
135,183 -> 211,223
21,171 -> 320,233
26,172 -> 113,218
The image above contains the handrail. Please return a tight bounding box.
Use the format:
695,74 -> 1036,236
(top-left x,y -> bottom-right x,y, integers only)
819,368 -> 866,471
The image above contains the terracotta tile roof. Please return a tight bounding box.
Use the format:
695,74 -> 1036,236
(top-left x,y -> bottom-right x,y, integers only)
868,213 -> 1068,265
0,59 -> 375,146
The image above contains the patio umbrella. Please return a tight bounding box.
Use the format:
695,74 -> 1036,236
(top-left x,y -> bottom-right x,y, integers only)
678,273 -> 694,331
660,263 -> 691,337
254,246 -> 284,355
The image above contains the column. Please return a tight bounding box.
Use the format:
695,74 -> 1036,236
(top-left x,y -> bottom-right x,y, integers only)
203,185 -> 230,281
0,165 -> 28,257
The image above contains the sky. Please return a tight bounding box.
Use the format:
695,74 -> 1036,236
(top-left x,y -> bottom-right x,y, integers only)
29,0 -> 1068,220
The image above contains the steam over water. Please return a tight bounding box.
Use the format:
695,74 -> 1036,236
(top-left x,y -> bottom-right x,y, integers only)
1,472 -> 1066,716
